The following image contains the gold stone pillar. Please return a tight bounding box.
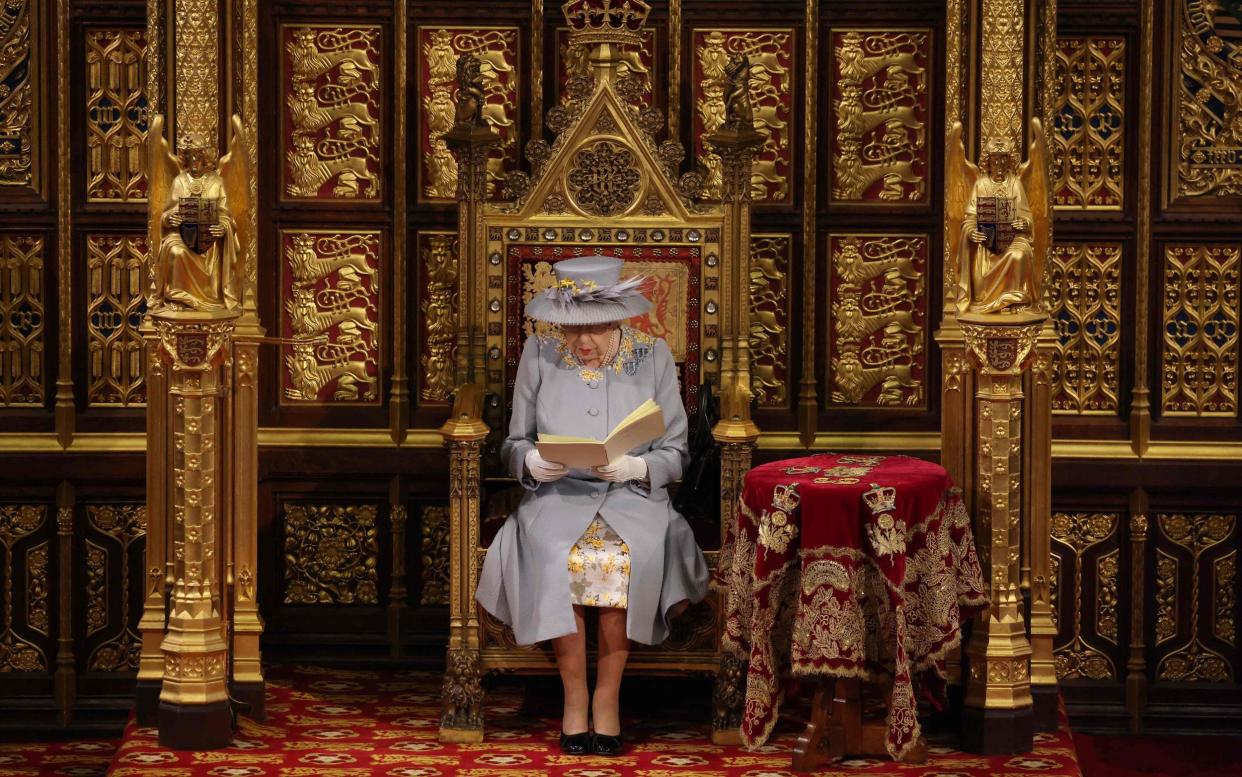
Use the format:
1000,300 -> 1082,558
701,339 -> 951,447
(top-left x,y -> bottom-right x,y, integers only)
707,66 -> 762,746
960,313 -> 1042,754
136,325 -> 168,725
1026,330 -> 1057,728
154,311 -> 237,750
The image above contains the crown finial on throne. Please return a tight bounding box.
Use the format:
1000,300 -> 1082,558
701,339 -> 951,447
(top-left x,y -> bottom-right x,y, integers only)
561,0 -> 651,47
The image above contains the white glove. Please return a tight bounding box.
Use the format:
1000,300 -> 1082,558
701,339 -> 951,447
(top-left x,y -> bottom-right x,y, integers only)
525,449 -> 568,483
593,455 -> 648,483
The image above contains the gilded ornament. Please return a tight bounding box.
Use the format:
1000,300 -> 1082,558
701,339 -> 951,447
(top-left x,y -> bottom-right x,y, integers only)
749,235 -> 790,406
694,29 -> 793,201
420,506 -> 450,606
0,505 -> 46,671
1215,552 -> 1236,646
829,235 -> 926,407
1155,513 -> 1237,682
0,234 -> 44,405
1046,243 -> 1121,414
86,504 -> 146,672
87,235 -> 149,406
0,0 -> 34,187
1051,37 -> 1124,209
282,231 -> 380,404
148,115 -> 250,312
947,120 -> 1051,315
86,29 -> 149,202
1174,0 -> 1242,198
284,25 -> 381,200
831,30 -> 929,202
566,140 -> 641,216
1161,244 -> 1239,416
420,233 -> 459,403
558,24 -> 653,106
419,28 -> 518,201
283,504 -> 380,604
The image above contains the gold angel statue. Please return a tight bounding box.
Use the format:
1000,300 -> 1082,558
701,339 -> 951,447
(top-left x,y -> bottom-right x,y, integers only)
148,114 -> 251,312
946,119 -> 1050,316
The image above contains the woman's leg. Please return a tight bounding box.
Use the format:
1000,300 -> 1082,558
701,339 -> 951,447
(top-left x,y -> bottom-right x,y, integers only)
552,604 -> 589,734
592,607 -> 630,736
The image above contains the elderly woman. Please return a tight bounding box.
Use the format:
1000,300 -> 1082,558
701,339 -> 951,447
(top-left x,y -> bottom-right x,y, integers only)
476,256 -> 709,757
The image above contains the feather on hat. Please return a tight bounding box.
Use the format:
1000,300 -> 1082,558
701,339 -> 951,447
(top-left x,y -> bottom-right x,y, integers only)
524,256 -> 652,325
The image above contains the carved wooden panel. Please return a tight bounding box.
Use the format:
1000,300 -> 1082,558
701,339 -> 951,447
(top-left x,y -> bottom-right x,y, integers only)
417,27 -> 519,202
419,505 -> 448,606
0,233 -> 44,406
282,503 -> 379,605
829,29 -> 931,204
281,25 -> 382,201
0,504 -> 47,672
692,28 -> 794,203
556,26 -> 655,107
1047,243 -> 1121,414
85,28 -> 149,203
1153,513 -> 1237,683
1051,512 -> 1121,681
1161,244 -> 1239,416
1172,0 -> 1242,200
280,230 -> 381,405
0,1 -> 36,190
828,234 -> 927,408
417,231 -> 457,405
749,233 -> 790,407
1051,36 -> 1124,210
86,234 -> 147,407
83,504 -> 145,672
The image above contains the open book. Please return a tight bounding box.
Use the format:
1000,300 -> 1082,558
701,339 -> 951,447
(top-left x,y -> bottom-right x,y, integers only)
537,399 -> 665,469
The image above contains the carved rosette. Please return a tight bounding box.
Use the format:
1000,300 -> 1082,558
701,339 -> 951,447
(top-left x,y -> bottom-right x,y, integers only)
693,29 -> 794,202
282,504 -> 380,605
280,231 -> 381,404
565,140 -> 642,216
829,235 -> 927,407
418,27 -> 519,201
830,30 -> 930,203
282,25 -> 382,200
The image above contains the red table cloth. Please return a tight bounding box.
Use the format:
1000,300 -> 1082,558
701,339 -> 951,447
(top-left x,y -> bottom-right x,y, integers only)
717,453 -> 988,760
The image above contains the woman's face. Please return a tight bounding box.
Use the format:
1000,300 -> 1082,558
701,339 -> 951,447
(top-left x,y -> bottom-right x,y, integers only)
562,323 -> 617,364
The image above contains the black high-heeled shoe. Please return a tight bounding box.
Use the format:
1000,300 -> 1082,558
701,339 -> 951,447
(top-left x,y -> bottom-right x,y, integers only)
591,731 -> 624,756
559,731 -> 591,755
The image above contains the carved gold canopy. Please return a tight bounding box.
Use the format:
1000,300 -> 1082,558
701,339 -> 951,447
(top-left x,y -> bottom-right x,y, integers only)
474,40 -> 727,412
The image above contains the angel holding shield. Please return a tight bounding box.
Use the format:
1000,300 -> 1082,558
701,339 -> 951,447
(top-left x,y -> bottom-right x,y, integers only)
947,119 -> 1050,316
148,115 -> 251,312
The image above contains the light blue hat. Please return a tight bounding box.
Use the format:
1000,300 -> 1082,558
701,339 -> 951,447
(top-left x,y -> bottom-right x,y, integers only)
524,256 -> 651,325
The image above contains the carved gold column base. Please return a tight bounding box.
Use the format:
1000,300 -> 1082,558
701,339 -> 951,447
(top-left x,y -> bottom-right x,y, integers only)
962,603 -> 1034,754
440,646 -> 484,743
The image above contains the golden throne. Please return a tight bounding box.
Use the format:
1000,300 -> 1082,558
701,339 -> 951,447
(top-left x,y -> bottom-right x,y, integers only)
437,0 -> 762,744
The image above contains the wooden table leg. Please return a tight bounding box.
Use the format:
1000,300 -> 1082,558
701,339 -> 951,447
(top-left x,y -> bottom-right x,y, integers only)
791,679 -> 845,772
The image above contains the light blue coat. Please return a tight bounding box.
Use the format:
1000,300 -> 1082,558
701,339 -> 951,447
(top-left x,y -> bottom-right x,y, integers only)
475,328 -> 709,645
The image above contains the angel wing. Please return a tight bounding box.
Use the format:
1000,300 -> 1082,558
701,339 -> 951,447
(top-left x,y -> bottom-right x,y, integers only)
945,121 -> 979,313
146,114 -> 181,306
1018,117 -> 1051,307
219,114 -> 253,307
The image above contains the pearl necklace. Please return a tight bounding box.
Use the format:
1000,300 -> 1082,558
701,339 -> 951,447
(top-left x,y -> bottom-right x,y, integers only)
573,329 -> 620,382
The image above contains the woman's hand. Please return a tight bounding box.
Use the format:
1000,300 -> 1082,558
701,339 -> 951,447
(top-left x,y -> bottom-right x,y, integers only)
525,449 -> 569,483
593,455 -> 647,483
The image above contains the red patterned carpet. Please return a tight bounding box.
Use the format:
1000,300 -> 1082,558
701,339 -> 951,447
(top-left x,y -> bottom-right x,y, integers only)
91,664 -> 1085,777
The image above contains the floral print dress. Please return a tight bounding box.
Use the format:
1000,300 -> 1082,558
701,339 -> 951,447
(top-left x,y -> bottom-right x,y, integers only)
568,516 -> 631,609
